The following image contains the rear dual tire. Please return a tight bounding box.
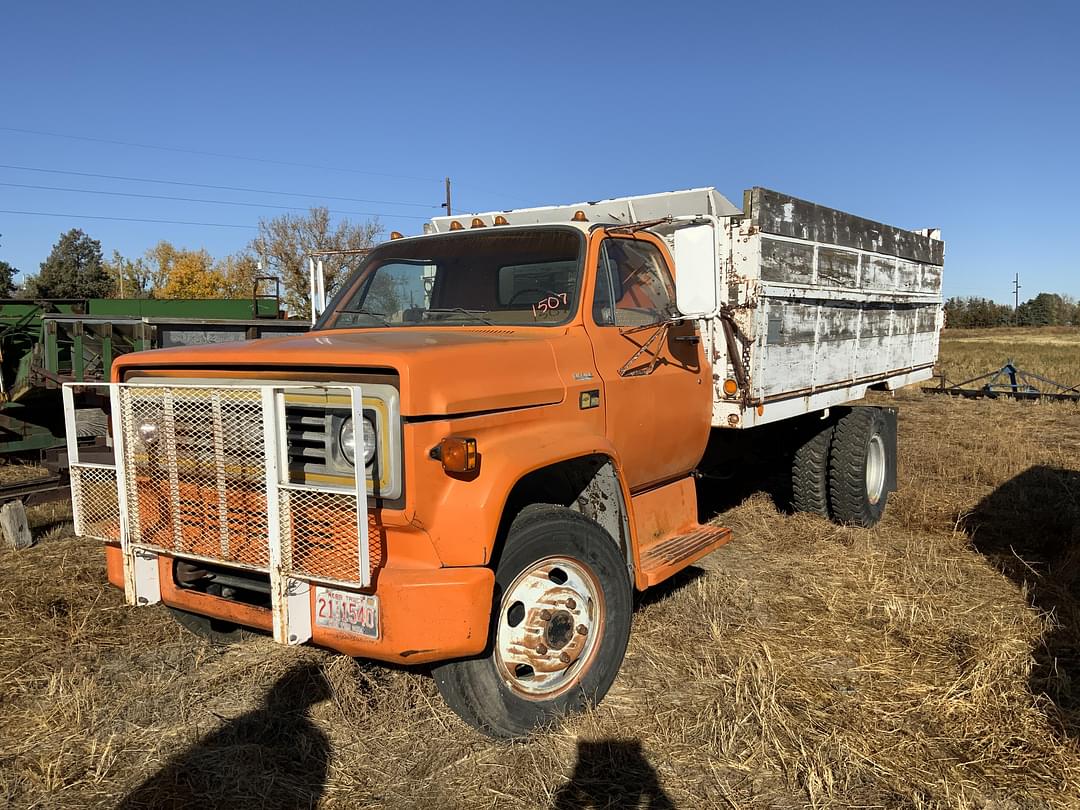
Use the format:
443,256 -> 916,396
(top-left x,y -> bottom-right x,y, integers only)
792,420 -> 833,517
828,408 -> 890,527
791,408 -> 892,527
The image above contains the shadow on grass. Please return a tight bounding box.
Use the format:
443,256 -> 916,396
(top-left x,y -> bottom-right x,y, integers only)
962,465 -> 1080,739
634,565 -> 707,610
694,421 -> 804,522
553,738 -> 675,809
117,662 -> 333,810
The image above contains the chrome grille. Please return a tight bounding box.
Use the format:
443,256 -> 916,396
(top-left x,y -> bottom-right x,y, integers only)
285,404 -> 331,472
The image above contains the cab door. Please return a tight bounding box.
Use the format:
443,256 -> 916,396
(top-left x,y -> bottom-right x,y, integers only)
583,232 -> 712,492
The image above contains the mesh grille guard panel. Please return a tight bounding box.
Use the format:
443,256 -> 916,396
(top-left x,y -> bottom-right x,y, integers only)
120,383 -> 375,585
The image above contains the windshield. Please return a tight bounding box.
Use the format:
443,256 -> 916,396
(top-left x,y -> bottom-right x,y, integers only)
316,227 -> 584,329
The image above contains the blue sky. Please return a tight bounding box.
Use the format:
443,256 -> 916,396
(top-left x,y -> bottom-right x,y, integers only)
1,1 -> 1076,302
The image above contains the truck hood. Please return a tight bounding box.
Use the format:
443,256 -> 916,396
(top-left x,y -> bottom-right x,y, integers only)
112,327 -> 566,417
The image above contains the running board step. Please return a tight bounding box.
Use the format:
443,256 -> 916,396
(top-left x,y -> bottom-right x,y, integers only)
637,525 -> 732,588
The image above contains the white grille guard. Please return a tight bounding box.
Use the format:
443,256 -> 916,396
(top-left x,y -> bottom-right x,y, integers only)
62,381 -> 371,647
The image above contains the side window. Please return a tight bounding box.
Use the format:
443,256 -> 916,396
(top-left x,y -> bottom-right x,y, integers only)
592,238 -> 676,327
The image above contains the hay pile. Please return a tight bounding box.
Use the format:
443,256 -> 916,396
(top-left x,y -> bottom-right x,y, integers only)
2,387 -> 1080,808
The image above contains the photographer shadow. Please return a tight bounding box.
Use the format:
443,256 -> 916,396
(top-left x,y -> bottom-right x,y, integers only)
553,739 -> 675,809
962,465 -> 1080,738
118,662 -> 332,809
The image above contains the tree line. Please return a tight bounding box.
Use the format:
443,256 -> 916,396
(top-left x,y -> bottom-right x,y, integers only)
944,294 -> 1080,328
0,207 -> 380,315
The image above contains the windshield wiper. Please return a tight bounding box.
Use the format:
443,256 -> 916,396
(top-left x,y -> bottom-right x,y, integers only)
424,308 -> 495,325
335,307 -> 390,325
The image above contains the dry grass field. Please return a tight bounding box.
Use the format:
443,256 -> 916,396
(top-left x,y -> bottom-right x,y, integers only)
935,326 -> 1080,388
2,329 -> 1080,808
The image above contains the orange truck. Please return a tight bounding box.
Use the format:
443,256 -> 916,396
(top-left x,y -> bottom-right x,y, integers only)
63,187 -> 943,737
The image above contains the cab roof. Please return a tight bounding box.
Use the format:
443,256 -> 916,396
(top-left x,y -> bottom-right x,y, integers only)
427,187 -> 741,234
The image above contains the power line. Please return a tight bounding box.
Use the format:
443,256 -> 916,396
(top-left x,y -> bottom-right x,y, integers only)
0,209 -> 257,229
0,162 -> 438,208
0,180 -> 430,220
0,126 -> 443,184
0,129 -> 529,206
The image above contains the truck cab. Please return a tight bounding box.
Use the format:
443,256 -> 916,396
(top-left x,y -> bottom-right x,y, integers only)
65,187 -> 943,737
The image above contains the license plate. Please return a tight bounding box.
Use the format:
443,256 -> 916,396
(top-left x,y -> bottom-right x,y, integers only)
314,586 -> 379,640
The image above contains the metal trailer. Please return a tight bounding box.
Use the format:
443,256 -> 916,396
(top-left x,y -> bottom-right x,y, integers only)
430,187 -> 944,428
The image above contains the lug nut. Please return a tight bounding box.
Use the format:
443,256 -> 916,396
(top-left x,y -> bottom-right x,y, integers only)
536,643 -> 548,655
559,652 -> 571,664
540,609 -> 552,621
566,598 -> 576,609
576,624 -> 587,635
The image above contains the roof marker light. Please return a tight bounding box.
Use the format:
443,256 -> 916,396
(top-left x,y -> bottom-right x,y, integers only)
471,217 -> 486,228
390,231 -> 404,240
572,210 -> 588,222
493,215 -> 509,226
449,220 -> 463,231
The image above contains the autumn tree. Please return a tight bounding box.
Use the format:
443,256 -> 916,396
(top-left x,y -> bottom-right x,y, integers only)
139,242 -> 264,299
250,207 -> 380,314
0,260 -> 17,298
142,242 -> 216,298
214,252 -> 262,298
24,229 -> 114,298
105,250 -> 154,298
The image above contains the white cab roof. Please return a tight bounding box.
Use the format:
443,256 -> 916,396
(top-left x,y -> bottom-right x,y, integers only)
428,187 -> 741,233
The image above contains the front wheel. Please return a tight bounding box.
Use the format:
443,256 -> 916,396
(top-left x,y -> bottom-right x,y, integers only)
433,504 -> 632,738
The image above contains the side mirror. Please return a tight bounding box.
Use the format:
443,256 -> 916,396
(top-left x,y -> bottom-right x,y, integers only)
672,223 -> 718,318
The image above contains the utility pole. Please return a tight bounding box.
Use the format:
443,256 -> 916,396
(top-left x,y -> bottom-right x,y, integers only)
1012,272 -> 1022,325
443,177 -> 452,217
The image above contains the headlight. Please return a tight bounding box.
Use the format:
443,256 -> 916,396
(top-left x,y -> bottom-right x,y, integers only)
339,416 -> 377,467
138,421 -> 160,446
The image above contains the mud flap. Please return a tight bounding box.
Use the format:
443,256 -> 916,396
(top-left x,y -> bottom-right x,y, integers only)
879,406 -> 898,496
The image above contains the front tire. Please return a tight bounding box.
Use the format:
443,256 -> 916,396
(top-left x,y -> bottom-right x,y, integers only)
432,504 -> 632,738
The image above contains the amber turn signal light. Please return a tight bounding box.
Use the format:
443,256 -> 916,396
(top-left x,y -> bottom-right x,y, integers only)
722,378 -> 739,397
449,220 -> 463,231
432,436 -> 478,472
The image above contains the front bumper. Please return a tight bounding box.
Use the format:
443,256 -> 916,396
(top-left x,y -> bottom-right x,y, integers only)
105,544 -> 493,664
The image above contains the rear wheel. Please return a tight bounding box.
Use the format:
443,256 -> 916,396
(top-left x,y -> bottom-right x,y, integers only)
433,504 -> 632,738
828,408 -> 892,527
792,418 -> 834,516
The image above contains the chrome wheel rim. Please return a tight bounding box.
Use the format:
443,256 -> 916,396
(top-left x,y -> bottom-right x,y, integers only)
866,434 -> 886,505
494,556 -> 604,699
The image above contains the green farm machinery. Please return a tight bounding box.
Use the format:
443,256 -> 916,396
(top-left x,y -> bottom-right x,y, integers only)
0,291 -> 307,500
